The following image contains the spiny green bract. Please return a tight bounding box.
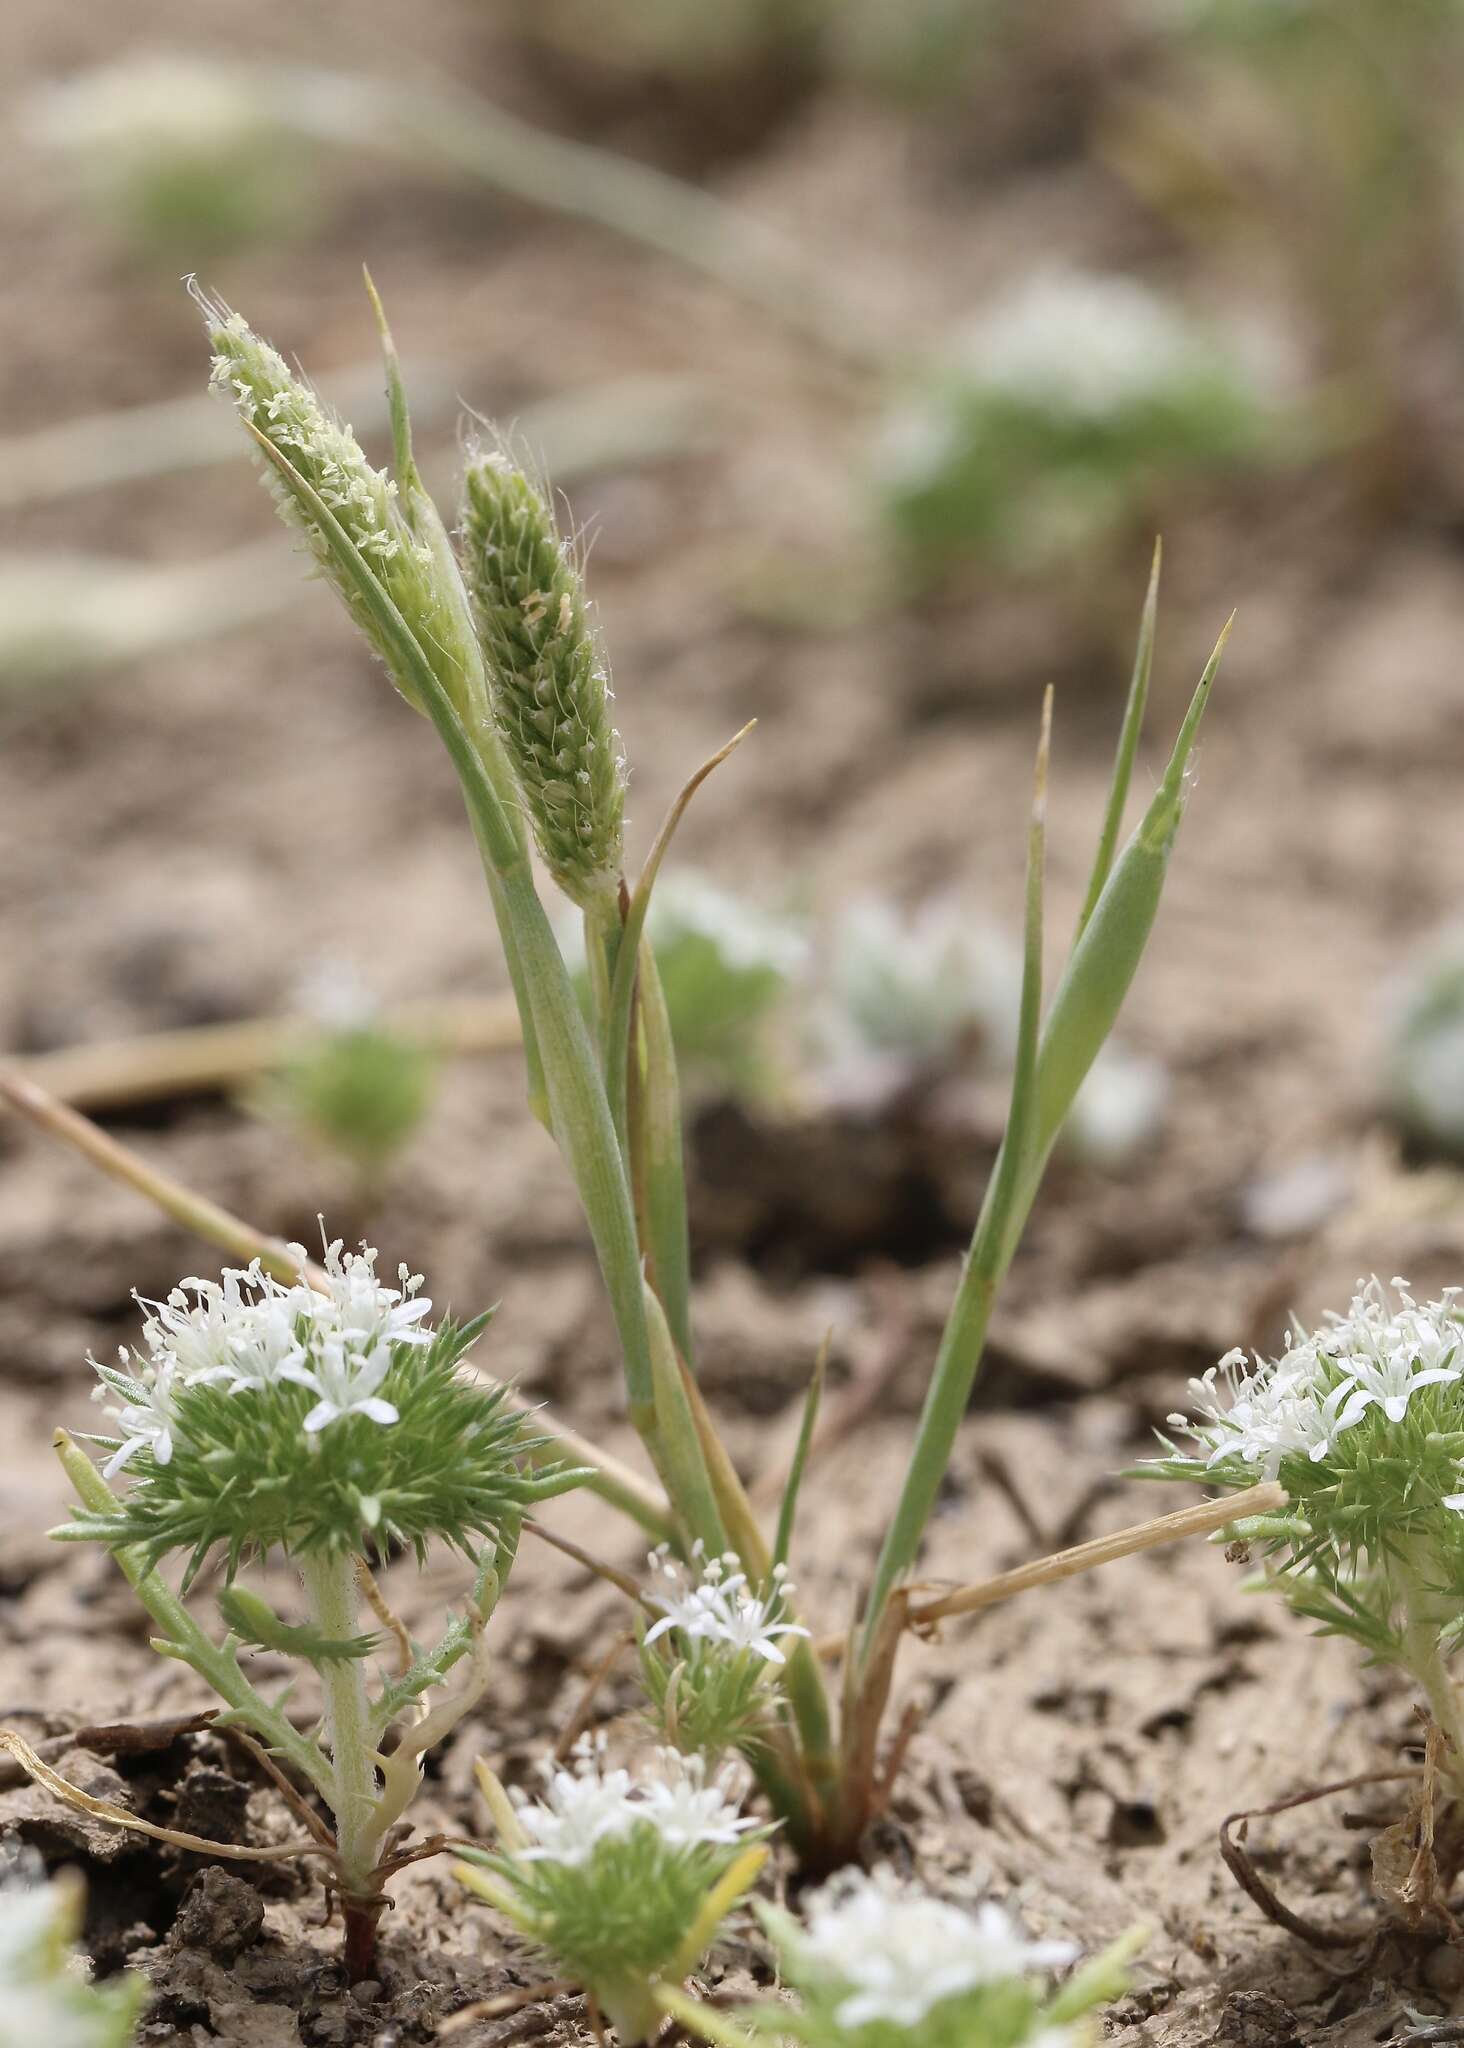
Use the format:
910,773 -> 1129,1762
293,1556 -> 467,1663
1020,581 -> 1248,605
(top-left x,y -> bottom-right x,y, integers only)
495,1830 -> 736,1986
61,1243 -> 581,1581
69,1317 -> 567,1581
639,1628 -> 780,1759
194,287 -> 486,728
1146,1277 -> 1464,1656
460,446 -> 625,907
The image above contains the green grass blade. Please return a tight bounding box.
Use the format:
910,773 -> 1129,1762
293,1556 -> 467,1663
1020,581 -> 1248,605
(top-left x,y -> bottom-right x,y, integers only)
604,722 -> 755,1146
858,690 -> 1052,1656
1072,538 -> 1161,948
1027,616 -> 1230,1197
774,1334 -> 828,1574
362,266 -> 418,494
634,940 -> 694,1365
642,1281 -> 726,1556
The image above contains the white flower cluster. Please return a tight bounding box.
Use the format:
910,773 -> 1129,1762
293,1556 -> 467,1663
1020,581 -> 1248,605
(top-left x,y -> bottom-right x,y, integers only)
954,268 -> 1222,422
94,1234 -> 432,1476
511,1738 -> 758,1867
1173,1277 -> 1464,1483
25,54 -> 275,165
823,897 -> 1020,1074
797,1866 -> 1078,2031
648,874 -> 808,983
644,1545 -> 810,1666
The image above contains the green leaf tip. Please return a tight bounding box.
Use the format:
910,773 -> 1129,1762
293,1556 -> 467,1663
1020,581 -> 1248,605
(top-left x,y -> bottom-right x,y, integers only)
1142,607 -> 1234,853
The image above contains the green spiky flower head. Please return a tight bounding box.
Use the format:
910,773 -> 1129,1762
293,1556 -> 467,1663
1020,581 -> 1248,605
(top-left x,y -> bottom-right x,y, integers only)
638,1543 -> 809,1759
0,1858 -> 146,2048
458,1739 -> 767,2044
61,1235 -> 580,1582
460,445 -> 626,907
1147,1278 -> 1464,1665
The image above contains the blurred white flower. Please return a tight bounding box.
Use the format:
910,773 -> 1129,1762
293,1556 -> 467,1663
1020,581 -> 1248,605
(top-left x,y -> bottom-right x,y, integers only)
797,1866 -> 1077,2029
511,1740 -> 757,1866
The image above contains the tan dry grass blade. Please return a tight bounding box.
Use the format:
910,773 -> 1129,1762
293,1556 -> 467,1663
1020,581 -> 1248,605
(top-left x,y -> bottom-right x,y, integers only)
0,1726 -> 325,1863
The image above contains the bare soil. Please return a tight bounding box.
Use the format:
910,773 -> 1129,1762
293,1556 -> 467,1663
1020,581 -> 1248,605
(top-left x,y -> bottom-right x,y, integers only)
6,2 -> 1464,2042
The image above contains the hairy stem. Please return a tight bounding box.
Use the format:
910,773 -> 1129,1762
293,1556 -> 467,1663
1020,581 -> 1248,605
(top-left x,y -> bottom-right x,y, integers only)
55,1432 -> 332,1801
1399,1546 -> 1464,1798
298,1551 -> 383,1973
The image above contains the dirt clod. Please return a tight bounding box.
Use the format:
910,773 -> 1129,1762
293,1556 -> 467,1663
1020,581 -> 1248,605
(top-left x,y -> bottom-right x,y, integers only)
171,1868 -> 266,1964
1215,1990 -> 1302,2048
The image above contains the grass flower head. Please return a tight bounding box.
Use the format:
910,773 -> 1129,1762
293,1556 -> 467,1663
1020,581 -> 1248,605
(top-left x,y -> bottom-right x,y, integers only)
460,443 -> 626,907
195,290 -> 485,728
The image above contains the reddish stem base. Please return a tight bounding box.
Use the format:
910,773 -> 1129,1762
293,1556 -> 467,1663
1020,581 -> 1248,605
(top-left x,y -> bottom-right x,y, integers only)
342,1896 -> 384,1984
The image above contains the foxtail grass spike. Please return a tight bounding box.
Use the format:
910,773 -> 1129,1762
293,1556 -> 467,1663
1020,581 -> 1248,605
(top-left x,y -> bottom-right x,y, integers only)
192,283 -> 485,729
460,445 -> 626,907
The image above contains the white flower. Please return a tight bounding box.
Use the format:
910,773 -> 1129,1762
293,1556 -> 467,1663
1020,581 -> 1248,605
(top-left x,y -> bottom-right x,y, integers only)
953,268 -> 1219,423
644,1547 -> 809,1666
310,1234 -> 433,1358
638,1752 -> 761,1849
94,1352 -> 187,1477
514,1748 -> 642,1866
1173,1279 -> 1464,1479
512,1741 -> 756,1866
276,1334 -> 399,1433
0,1870 -> 63,1979
88,1226 -> 436,1459
139,1261 -> 299,1394
798,1867 -> 1077,2030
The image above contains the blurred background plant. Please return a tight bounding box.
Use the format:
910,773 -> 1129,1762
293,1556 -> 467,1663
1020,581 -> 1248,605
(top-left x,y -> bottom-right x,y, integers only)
814,895 -> 1167,1165
1112,0 -> 1464,513
24,55 -> 318,259
872,269 -> 1282,580
1386,929 -> 1464,1163
16,0 -> 1464,678
243,967 -> 438,1208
